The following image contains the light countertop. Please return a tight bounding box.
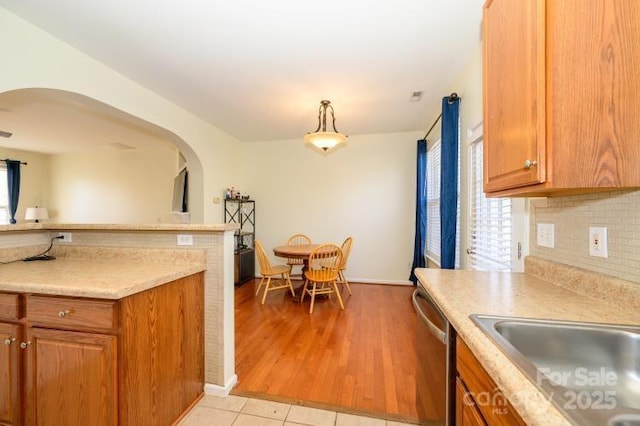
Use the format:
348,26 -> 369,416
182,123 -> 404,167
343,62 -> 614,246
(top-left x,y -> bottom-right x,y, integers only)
0,223 -> 238,233
0,257 -> 205,299
415,265 -> 640,426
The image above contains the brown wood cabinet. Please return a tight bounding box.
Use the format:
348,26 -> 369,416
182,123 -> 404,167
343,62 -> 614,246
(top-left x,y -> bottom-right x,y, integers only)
0,322 -> 21,425
456,337 -> 525,426
0,272 -> 204,426
483,0 -> 640,196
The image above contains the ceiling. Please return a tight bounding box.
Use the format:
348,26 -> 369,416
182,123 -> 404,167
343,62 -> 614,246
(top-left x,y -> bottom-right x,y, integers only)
0,0 -> 484,149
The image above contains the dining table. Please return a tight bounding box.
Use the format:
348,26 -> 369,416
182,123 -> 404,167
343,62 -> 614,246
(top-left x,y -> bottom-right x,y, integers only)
272,243 -> 322,300
272,243 -> 320,266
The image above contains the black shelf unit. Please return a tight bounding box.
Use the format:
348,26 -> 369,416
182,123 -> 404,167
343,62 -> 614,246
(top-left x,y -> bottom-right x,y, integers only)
224,199 -> 255,285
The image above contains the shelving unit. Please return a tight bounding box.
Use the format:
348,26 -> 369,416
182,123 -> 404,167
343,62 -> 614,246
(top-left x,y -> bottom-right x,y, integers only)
224,199 -> 255,285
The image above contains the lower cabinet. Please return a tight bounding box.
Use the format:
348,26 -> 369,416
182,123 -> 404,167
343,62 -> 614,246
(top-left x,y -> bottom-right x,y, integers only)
0,322 -> 21,425
0,272 -> 204,426
456,337 -> 525,426
24,328 -> 117,426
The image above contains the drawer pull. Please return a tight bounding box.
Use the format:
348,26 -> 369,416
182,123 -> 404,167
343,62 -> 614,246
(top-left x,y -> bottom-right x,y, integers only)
4,337 -> 16,346
524,159 -> 538,169
58,310 -> 71,318
20,341 -> 31,349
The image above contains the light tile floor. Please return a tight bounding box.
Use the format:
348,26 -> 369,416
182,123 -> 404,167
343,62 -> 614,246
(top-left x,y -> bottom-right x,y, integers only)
179,395 -> 417,426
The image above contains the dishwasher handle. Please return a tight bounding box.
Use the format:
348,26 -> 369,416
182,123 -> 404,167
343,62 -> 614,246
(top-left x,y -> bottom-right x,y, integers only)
412,288 -> 447,345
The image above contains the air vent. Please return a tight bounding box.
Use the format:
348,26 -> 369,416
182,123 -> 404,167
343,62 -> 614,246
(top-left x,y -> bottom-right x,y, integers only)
409,91 -> 423,102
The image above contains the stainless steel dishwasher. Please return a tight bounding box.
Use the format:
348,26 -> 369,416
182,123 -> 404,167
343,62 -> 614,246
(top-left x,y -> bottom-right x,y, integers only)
412,286 -> 455,425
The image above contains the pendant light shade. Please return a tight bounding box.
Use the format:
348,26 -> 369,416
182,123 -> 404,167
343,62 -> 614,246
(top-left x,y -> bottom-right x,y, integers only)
304,100 -> 347,152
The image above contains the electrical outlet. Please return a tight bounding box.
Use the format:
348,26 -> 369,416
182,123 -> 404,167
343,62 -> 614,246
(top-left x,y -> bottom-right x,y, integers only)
589,227 -> 608,258
177,234 -> 194,246
57,232 -> 72,243
536,223 -> 555,248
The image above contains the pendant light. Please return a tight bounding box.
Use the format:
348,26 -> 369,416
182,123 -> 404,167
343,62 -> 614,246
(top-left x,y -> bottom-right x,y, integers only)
304,100 -> 347,152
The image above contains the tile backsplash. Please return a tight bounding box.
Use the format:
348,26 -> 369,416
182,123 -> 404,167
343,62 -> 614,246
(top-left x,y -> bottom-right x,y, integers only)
530,190 -> 640,284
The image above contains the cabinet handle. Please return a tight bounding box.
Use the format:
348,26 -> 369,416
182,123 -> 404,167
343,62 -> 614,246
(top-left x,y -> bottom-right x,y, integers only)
4,337 -> 16,346
20,341 -> 31,349
58,310 -> 71,318
524,159 -> 538,169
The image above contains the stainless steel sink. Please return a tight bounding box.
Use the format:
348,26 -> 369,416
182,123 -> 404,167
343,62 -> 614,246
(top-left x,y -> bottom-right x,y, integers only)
470,315 -> 640,426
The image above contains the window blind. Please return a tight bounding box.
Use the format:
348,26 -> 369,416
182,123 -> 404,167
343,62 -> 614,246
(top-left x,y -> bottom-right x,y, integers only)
469,139 -> 511,271
426,140 -> 441,263
0,166 -> 8,224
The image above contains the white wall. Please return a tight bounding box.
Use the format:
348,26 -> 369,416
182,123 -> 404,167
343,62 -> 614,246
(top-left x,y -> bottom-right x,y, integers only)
47,145 -> 178,223
0,7 -> 242,224
243,131 -> 422,283
0,147 -> 50,223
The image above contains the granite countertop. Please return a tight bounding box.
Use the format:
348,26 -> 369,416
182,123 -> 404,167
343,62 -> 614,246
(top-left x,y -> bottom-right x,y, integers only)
0,223 -> 239,232
415,265 -> 640,426
0,257 -> 206,299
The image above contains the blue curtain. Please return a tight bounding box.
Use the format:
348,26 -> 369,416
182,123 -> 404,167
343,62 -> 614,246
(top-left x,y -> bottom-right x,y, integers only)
5,160 -> 21,224
409,139 -> 427,284
440,97 -> 460,269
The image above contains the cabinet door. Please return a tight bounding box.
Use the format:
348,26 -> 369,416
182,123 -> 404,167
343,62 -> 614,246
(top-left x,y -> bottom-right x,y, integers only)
25,328 -> 117,426
483,0 -> 546,192
456,378 -> 487,426
0,323 -> 21,425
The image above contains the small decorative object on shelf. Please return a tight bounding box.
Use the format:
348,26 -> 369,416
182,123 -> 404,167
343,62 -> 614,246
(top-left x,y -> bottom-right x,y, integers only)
224,198 -> 255,285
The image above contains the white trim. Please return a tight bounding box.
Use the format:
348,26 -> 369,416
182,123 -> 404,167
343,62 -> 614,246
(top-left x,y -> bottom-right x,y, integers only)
466,120 -> 483,144
204,374 -> 238,397
347,278 -> 413,286
425,254 -> 441,268
255,275 -> 413,286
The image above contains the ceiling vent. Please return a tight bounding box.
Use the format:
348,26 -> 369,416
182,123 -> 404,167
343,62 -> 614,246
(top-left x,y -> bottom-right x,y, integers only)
409,91 -> 423,102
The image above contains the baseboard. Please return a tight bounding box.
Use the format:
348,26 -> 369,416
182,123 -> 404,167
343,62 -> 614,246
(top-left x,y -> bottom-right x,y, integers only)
253,275 -> 412,286
348,278 -> 413,286
204,374 -> 238,397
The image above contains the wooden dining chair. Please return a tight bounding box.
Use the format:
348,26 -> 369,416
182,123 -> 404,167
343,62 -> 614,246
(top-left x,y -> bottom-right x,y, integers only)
337,237 -> 353,295
254,240 -> 295,304
300,244 -> 344,314
286,233 -> 312,279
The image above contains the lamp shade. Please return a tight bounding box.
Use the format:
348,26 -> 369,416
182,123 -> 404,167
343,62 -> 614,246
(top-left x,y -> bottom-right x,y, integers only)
304,131 -> 348,152
25,207 -> 49,222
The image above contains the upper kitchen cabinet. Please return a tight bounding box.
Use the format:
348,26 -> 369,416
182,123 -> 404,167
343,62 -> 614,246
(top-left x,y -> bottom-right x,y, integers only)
483,0 -> 640,196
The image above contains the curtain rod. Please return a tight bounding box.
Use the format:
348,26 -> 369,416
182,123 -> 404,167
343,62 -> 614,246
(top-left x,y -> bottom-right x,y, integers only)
422,92 -> 460,140
1,159 -> 28,165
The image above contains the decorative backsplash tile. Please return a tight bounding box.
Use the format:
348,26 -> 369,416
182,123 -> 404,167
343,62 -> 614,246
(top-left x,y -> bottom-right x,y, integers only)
530,190 -> 640,284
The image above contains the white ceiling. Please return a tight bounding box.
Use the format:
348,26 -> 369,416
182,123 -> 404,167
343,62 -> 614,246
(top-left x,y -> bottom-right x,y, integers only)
0,0 -> 484,149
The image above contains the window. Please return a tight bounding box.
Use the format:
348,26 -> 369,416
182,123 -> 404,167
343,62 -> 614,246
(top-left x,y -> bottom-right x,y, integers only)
426,140 -> 441,263
468,138 -> 512,271
426,139 -> 460,267
0,166 -> 8,224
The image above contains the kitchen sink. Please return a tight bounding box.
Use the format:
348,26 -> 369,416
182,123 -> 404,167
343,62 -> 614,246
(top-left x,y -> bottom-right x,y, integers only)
470,315 -> 640,426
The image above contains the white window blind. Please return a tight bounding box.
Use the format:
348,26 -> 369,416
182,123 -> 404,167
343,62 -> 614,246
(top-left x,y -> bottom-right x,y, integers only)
426,140 -> 441,263
0,166 -> 8,225
469,139 -> 512,271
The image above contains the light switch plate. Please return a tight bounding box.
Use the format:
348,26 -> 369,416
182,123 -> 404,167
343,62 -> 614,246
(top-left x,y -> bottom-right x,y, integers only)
537,223 -> 555,248
589,227 -> 608,258
177,234 -> 194,246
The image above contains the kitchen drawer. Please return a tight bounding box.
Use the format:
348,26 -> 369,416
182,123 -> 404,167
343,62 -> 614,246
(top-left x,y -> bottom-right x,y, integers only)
0,292 -> 21,320
26,295 -> 118,330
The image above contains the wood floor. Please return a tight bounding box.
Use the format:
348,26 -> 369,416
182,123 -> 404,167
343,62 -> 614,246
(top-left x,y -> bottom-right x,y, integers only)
233,278 -> 419,424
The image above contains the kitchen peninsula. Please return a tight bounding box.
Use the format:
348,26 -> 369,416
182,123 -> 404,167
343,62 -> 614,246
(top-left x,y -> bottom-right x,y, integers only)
0,223 -> 238,425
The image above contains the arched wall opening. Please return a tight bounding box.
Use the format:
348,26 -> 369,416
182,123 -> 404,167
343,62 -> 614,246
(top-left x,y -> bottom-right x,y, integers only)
0,88 -> 204,224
